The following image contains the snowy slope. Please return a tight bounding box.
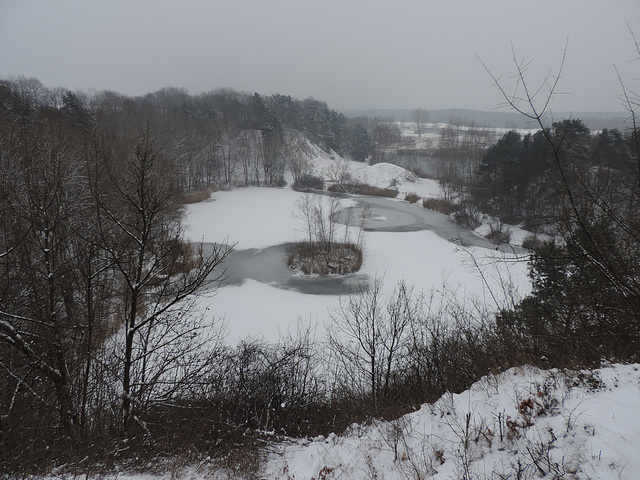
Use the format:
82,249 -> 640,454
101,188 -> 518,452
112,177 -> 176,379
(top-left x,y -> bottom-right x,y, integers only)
304,145 -> 441,199
264,364 -> 640,480
45,365 -> 640,479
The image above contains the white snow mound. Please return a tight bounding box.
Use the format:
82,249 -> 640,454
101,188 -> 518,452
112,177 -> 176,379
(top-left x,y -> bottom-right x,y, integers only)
351,162 -> 419,189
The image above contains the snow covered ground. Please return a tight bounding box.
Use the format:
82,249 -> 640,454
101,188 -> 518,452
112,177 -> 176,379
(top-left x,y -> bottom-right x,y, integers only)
82,364 -> 640,479
264,363 -> 640,480
396,120 -> 540,150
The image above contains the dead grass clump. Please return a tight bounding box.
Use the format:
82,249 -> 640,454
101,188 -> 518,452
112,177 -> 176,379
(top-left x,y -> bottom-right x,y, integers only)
404,192 -> 421,204
422,197 -> 458,215
293,174 -> 324,191
178,187 -> 217,204
328,183 -> 398,198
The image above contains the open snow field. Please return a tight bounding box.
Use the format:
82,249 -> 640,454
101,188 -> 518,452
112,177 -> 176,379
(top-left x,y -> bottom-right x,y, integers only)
184,159 -> 530,343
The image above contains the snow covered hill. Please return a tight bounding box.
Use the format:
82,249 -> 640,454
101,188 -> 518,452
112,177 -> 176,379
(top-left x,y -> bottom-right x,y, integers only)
44,364 -> 639,479
264,364 -> 640,480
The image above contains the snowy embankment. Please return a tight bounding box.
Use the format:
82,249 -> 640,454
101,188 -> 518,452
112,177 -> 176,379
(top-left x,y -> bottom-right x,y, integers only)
184,154 -> 530,343
264,363 -> 640,480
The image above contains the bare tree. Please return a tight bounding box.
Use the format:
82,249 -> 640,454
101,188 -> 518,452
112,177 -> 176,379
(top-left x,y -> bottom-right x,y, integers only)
261,128 -> 286,185
9,75 -> 49,108
615,25 -> 640,187
0,121 -> 88,443
91,129 -> 232,433
328,278 -> 417,409
285,129 -> 313,185
412,108 -> 429,138
236,129 -> 263,186
216,116 -> 240,187
324,155 -> 353,192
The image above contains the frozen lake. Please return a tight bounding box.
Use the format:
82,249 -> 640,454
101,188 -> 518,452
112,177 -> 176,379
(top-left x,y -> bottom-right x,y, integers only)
186,187 -> 531,342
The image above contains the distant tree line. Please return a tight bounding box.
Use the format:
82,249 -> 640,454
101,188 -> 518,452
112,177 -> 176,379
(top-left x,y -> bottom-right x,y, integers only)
470,120 -> 636,228
478,119 -> 640,364
1,77 -> 375,190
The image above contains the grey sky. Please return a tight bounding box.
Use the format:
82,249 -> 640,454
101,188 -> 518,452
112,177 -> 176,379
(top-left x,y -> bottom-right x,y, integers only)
1,0 -> 638,112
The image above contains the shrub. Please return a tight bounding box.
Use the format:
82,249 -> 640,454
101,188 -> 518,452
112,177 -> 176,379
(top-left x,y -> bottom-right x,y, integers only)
178,187 -> 217,204
422,197 -> 458,215
521,234 -> 542,250
328,183 -> 398,198
485,221 -> 511,244
293,174 -> 324,191
270,177 -> 288,188
404,192 -> 421,204
286,241 -> 363,276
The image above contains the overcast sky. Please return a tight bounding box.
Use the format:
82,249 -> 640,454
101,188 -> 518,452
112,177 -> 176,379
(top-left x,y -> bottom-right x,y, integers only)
1,0 -> 638,112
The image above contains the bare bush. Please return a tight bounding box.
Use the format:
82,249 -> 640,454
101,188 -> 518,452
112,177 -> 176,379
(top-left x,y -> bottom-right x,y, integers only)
286,242 -> 363,275
520,234 -> 543,250
292,173 -> 324,191
451,201 -> 482,228
404,192 -> 421,204
422,197 -> 459,215
328,183 -> 398,198
178,186 -> 217,204
485,220 -> 511,244
328,278 -> 421,411
290,194 -> 365,276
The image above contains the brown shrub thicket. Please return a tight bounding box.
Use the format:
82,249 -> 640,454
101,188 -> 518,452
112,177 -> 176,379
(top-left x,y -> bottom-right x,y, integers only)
422,197 -> 458,214
328,183 -> 398,198
286,242 -> 363,275
178,187 -> 218,204
404,192 -> 421,204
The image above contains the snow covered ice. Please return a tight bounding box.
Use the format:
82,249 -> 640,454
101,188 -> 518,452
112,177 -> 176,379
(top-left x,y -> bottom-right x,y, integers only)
184,155 -> 530,343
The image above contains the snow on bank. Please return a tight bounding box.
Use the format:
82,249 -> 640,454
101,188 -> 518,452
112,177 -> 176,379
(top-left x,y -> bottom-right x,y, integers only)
474,215 -> 555,248
264,363 -> 640,480
43,365 -> 640,479
357,162 -> 442,199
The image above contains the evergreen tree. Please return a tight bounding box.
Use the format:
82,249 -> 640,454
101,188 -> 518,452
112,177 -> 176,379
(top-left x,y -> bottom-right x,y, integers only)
61,90 -> 92,129
347,123 -> 371,161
